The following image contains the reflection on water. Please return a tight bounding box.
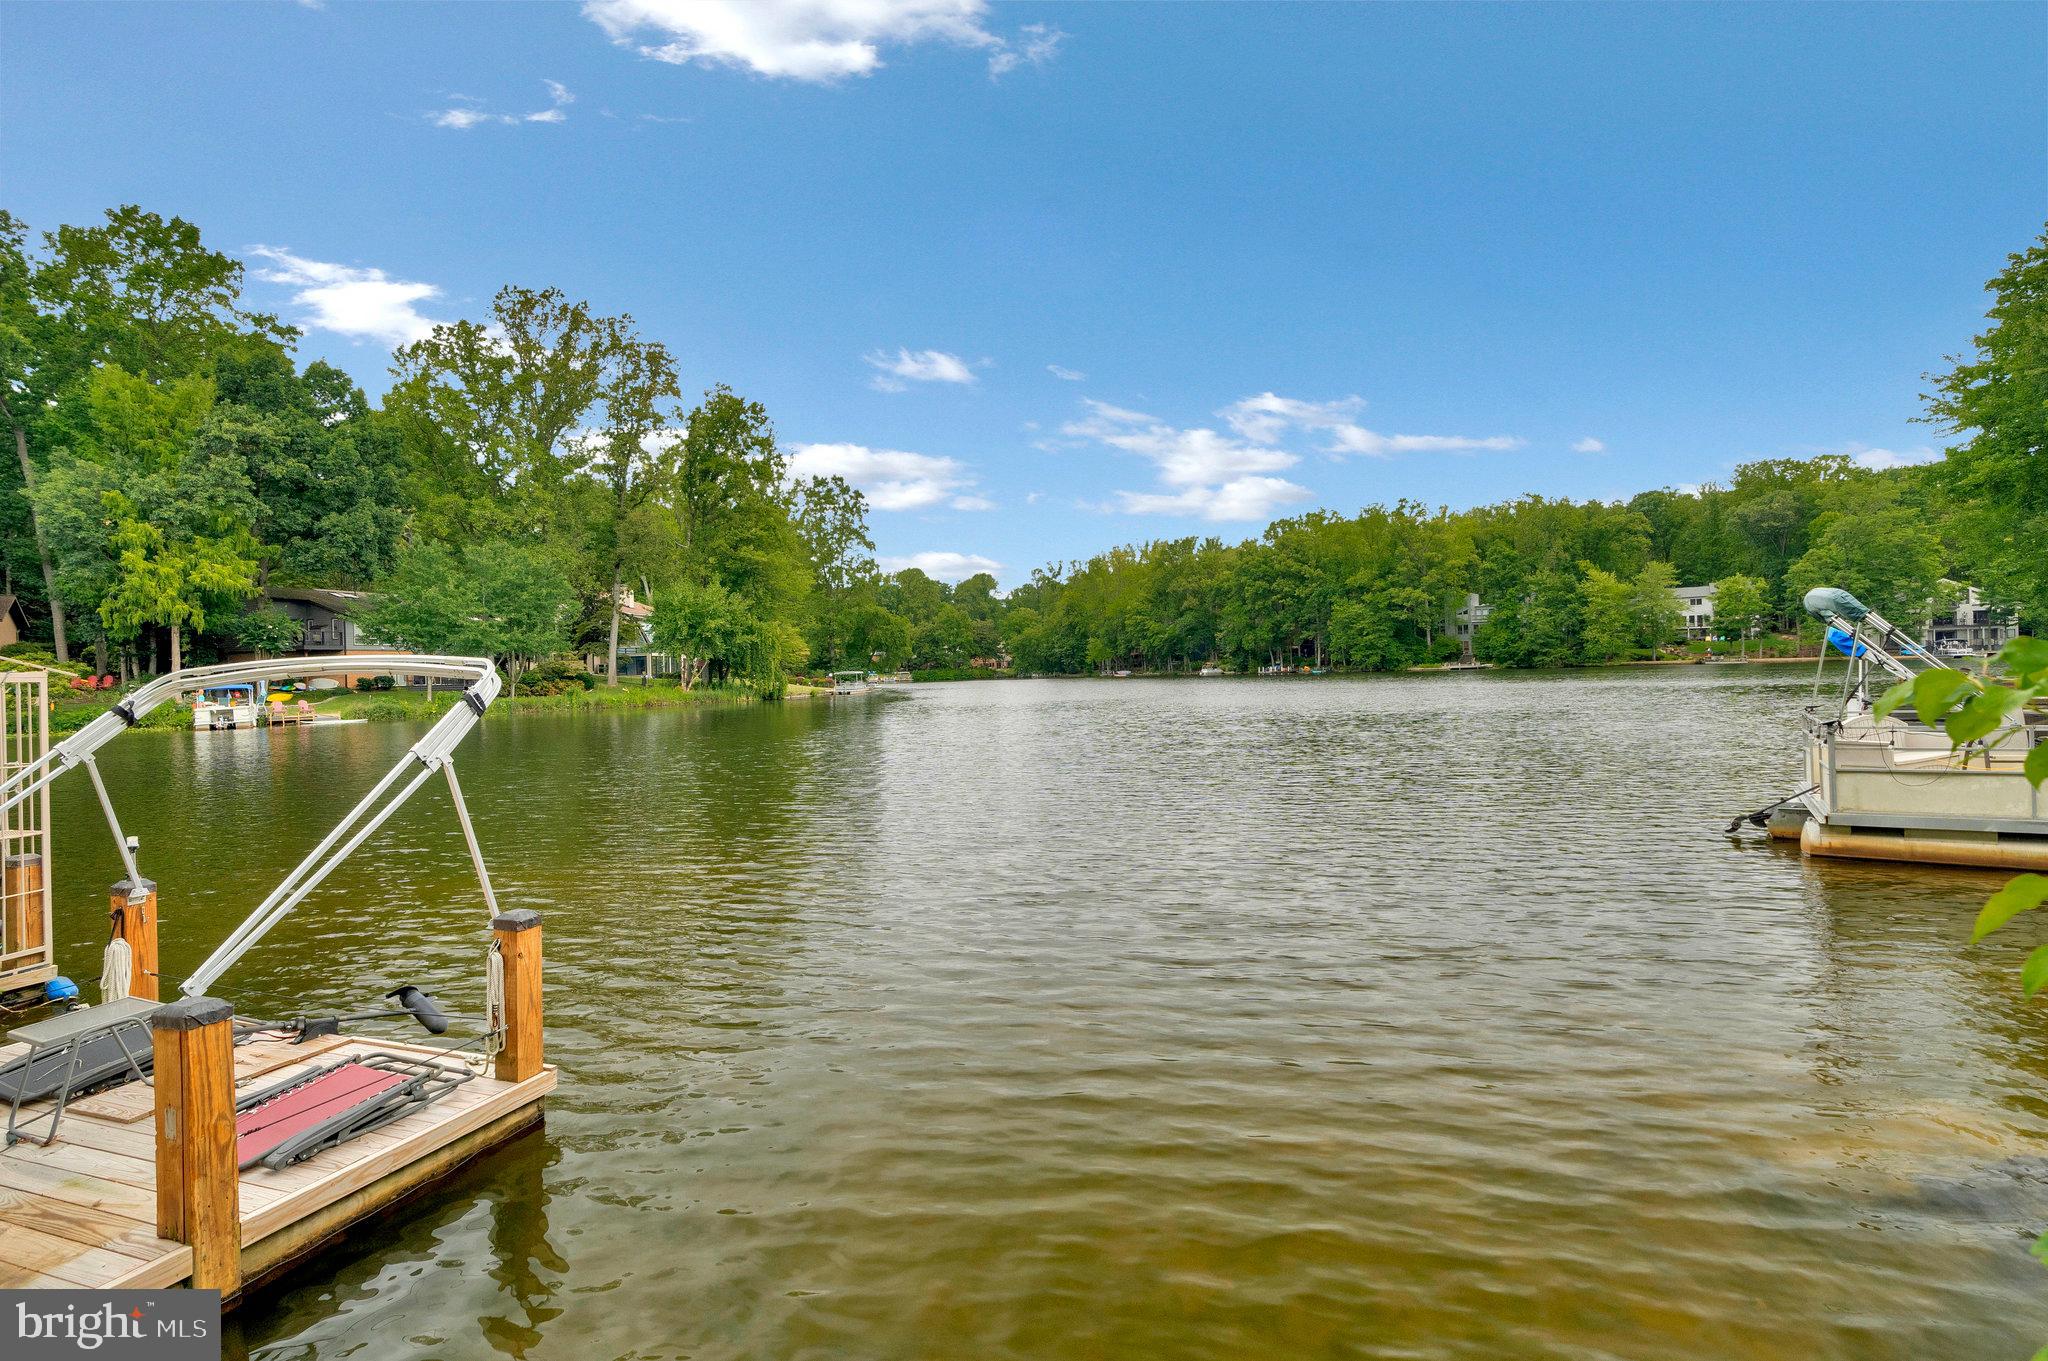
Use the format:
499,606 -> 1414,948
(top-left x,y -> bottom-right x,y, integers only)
47,671 -> 2048,1360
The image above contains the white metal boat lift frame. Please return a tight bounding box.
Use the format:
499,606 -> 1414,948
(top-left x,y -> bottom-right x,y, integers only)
1802,588 -> 1954,696
0,655 -> 504,1001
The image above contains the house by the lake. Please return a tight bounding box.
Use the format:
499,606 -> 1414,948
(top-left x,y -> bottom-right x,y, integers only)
238,586 -> 418,686
1448,592 -> 1491,656
590,588 -> 680,679
1673,583 -> 1717,640
1924,583 -> 2019,655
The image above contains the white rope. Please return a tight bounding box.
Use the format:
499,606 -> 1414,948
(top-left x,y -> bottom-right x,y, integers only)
99,937 -> 132,1003
485,939 -> 506,1060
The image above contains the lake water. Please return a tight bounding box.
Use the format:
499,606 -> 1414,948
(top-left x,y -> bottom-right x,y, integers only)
44,669 -> 2048,1360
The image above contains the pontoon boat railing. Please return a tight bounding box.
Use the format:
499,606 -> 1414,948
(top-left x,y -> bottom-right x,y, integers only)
0,655 -> 503,1001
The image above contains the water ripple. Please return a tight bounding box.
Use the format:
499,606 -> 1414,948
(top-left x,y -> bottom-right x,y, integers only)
43,671 -> 2048,1359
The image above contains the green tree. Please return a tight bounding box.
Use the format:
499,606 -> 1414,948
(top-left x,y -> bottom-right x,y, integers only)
650,576 -> 806,696
387,286 -> 662,542
671,387 -> 811,634
913,605 -> 974,670
1476,569 -> 1583,669
1925,224 -> 2048,625
546,314 -> 683,686
879,567 -> 946,625
359,539 -> 475,692
206,347 -> 409,589
97,501 -> 259,673
1711,574 -> 1769,656
362,539 -> 573,694
230,605 -> 304,658
465,543 -> 577,688
650,578 -> 745,689
1578,566 -> 1636,662
30,365 -> 259,673
845,599 -> 911,670
1627,560 -> 1683,650
0,206 -> 286,661
792,474 -> 876,668
1787,507 -> 1946,632
953,572 -> 999,620
1330,592 -> 1410,671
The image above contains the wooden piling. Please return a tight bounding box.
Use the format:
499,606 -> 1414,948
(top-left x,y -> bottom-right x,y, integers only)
110,878 -> 160,1001
3,853 -> 44,960
492,909 -> 544,1084
152,996 -> 241,1295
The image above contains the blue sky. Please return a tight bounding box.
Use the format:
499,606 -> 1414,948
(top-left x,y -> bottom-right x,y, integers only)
4,2 -> 2043,583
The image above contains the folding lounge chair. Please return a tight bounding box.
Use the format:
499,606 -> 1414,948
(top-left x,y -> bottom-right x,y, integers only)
1,997 -> 160,1147
235,1051 -> 474,1171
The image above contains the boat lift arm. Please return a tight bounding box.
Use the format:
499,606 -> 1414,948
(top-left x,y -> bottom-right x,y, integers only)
1802,587 -> 1951,688
0,655 -> 504,999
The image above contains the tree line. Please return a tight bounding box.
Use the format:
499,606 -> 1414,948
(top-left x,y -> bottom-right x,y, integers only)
900,225 -> 2046,675
1,206 -> 2040,687
0,207 -> 878,694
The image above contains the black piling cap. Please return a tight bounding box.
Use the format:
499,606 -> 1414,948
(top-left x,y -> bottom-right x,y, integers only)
152,996 -> 233,1031
387,984 -> 450,1035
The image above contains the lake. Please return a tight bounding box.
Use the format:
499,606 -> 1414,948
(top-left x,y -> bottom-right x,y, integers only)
45,668 -> 2048,1360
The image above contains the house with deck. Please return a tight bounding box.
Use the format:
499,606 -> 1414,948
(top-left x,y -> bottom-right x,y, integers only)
238,586 -> 422,686
1673,584 -> 1716,640
1923,583 -> 2019,655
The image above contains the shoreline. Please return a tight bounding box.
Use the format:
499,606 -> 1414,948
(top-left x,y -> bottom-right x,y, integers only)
50,679 -> 784,734
35,652 -> 1862,733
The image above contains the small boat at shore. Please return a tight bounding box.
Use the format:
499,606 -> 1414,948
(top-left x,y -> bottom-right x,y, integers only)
193,682 -> 260,729
1734,587 -> 2046,871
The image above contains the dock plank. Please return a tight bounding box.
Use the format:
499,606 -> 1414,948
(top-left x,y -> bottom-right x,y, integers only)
0,1221 -> 152,1288
0,1156 -> 158,1223
0,1182 -> 177,1259
0,1031 -> 550,1291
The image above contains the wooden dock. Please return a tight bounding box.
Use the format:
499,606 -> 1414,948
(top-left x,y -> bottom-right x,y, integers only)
0,1032 -> 553,1294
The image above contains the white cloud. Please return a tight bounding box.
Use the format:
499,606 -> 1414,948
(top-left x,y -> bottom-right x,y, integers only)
788,442 -> 989,511
880,550 -> 1002,582
1222,391 -> 1521,458
1572,437 -> 1606,454
248,247 -> 442,348
1116,477 -> 1311,523
584,0 -> 1044,83
989,22 -> 1063,76
865,347 -> 976,392
431,80 -> 573,129
1065,399 -> 1298,488
1046,364 -> 1085,381
432,105 -> 493,130
1843,443 -> 1942,471
1061,389 -> 1521,524
1220,392 -> 1362,445
1061,399 -> 1310,523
